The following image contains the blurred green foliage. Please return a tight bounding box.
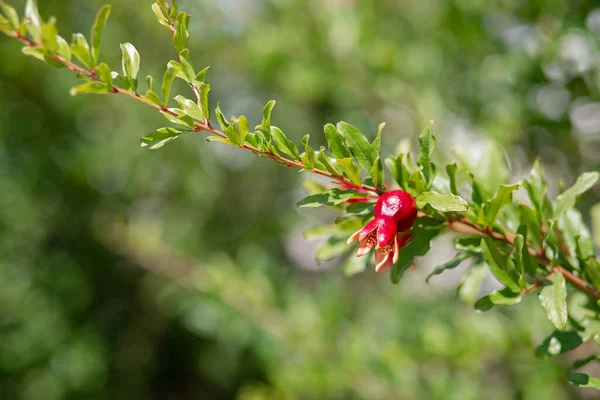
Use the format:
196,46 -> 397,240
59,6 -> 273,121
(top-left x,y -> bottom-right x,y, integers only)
1,0 -> 600,398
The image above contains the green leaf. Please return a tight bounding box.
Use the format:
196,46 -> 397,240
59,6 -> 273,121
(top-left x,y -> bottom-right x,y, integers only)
458,264 -> 486,304
391,228 -> 441,283
69,81 -> 111,95
142,90 -> 163,107
195,66 -> 209,83
553,172 -> 600,219
41,19 -> 58,53
160,109 -> 195,128
324,123 -> 351,159
416,191 -> 469,212
519,204 -> 543,250
140,127 -> 189,150
385,155 -> 403,188
224,115 -> 249,147
24,0 -> 42,42
481,237 -> 520,292
161,66 -> 177,105
570,373 -> 600,390
512,233 -> 527,287
151,3 -> 170,27
297,189 -> 359,208
407,169 -> 425,196
485,181 -> 522,225
90,5 -> 111,67
446,163 -> 458,195
573,355 -> 600,370
198,83 -> 210,121
370,156 -> 384,189
336,158 -> 362,186
455,142 -> 508,200
173,12 -> 190,54
474,288 -> 522,311
178,48 -> 195,83
95,62 -> 112,86
337,122 -> 373,171
584,258 -> 600,290
21,46 -> 45,61
271,127 -> 299,160
536,330 -> 582,357
259,100 -> 276,133
70,33 -> 92,70
370,122 -> 385,160
426,252 -> 472,282
1,2 -> 20,30
416,121 -> 436,186
215,102 -> 230,131
174,95 -> 204,120
55,35 -> 71,61
120,42 -> 140,91
523,159 -> 551,220
539,272 -> 568,331
591,203 -> 600,248
317,150 -> 339,175
0,13 -> 12,34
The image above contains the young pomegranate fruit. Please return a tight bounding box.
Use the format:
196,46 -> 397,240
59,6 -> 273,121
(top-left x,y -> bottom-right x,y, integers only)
346,190 -> 417,272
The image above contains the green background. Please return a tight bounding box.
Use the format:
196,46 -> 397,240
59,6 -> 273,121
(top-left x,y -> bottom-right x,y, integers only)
1,0 -> 600,398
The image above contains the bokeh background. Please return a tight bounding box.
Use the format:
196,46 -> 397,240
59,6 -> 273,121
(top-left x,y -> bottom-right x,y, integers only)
1,0 -> 600,398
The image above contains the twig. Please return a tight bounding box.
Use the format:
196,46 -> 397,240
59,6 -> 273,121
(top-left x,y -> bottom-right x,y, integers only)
8,32 -> 380,194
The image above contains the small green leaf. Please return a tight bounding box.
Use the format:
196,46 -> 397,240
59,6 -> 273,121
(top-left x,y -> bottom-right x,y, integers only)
485,181 -> 522,225
446,163 -> 458,195
271,127 -> 299,160
391,228 -> 441,283
198,83 -> 210,121
297,189 -> 360,208
337,121 -> 373,171
173,11 -> 190,54
1,2 -> 20,30
178,48 -> 195,83
151,3 -> 170,27
553,172 -> 600,219
90,5 -> 111,66
55,35 -> 71,61
0,14 -> 12,34
69,81 -> 112,95
474,288 -> 522,311
317,150 -> 339,175
570,373 -> 600,390
416,121 -> 436,186
141,127 -> 189,150
343,255 -> 368,276
324,123 -> 351,159
536,330 -> 582,357
539,272 -> 568,331
142,90 -> 163,107
416,191 -> 469,212
21,46 -> 45,61
458,264 -> 486,304
41,19 -> 58,53
260,100 -> 276,133
224,115 -> 249,146
370,156 -> 384,189
426,252 -> 472,282
160,109 -> 195,128
370,122 -> 385,160
174,95 -> 204,120
161,66 -> 177,105
512,234 -> 527,287
523,159 -> 551,220
481,237 -> 520,292
573,355 -> 600,370
24,0 -> 42,42
95,62 -> 112,86
120,42 -> 140,91
70,33 -> 92,70
301,134 -> 316,170
215,102 -> 230,131
336,158 -> 362,186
